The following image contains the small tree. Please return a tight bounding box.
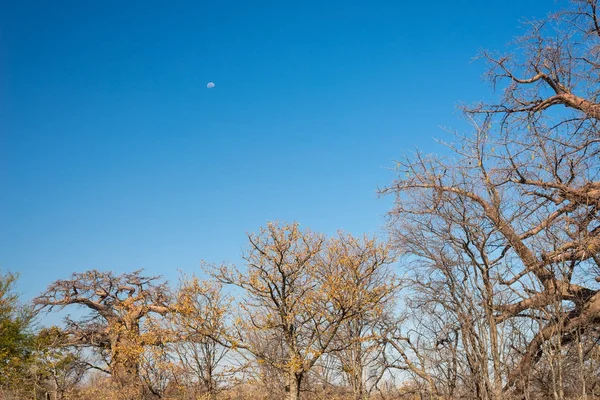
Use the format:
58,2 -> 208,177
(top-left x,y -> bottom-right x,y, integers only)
172,277 -> 231,400
0,271 -> 35,398
33,327 -> 89,400
327,234 -> 400,400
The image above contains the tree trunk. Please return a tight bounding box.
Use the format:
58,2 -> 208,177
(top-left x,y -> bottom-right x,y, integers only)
207,379 -> 217,400
287,371 -> 303,400
352,340 -> 366,400
109,327 -> 141,392
112,357 -> 140,387
111,339 -> 142,400
352,380 -> 366,400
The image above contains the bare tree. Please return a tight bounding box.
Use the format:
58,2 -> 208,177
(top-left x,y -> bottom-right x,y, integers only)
382,1 -> 600,397
382,178 -> 512,400
383,116 -> 600,397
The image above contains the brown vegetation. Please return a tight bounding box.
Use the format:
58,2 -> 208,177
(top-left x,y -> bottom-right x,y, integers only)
3,1 -> 600,399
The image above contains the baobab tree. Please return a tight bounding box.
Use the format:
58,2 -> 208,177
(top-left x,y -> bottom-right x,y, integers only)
383,1 -> 600,396
470,0 -> 600,395
34,270 -> 171,393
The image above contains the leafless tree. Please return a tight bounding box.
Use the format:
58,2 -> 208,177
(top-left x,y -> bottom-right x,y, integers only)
382,1 -> 600,397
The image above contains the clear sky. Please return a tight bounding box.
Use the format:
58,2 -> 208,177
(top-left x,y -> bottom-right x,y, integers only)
1,0 -> 556,305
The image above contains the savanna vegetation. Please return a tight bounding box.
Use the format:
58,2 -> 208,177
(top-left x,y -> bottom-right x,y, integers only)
3,1 -> 600,399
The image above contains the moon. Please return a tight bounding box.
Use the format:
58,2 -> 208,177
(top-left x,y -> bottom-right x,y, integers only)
207,82 -> 215,89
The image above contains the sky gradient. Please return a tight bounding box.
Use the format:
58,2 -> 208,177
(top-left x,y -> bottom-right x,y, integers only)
1,0 -> 557,305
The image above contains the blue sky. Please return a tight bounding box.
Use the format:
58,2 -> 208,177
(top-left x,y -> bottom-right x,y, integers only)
1,0 -> 556,306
